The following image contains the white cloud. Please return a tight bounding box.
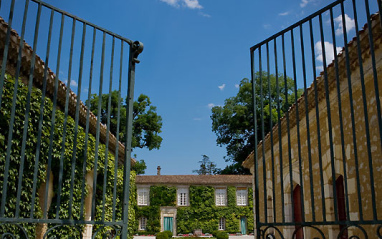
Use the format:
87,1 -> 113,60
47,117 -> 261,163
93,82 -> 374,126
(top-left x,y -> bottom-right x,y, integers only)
218,84 -> 225,91
334,14 -> 355,35
235,84 -> 239,89
279,11 -> 290,16
184,0 -> 202,9
316,65 -> 324,72
198,12 -> 211,18
263,24 -> 271,29
315,41 -> 342,64
193,117 -> 202,121
63,79 -> 78,88
300,0 -> 309,8
207,103 -> 215,109
160,0 -> 202,9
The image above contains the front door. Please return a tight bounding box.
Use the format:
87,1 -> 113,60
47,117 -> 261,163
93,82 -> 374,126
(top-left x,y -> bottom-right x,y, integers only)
164,217 -> 173,232
240,217 -> 247,235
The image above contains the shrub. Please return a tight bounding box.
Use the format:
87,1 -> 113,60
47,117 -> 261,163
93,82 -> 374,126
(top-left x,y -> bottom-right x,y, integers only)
156,231 -> 169,239
215,231 -> 228,239
164,230 -> 173,238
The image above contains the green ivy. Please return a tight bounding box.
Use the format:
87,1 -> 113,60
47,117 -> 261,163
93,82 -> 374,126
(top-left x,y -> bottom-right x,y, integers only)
0,74 -> 136,238
135,184 -> 253,235
150,186 -> 176,206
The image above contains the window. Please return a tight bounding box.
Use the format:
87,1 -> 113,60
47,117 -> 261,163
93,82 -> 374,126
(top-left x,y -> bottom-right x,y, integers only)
236,188 -> 248,206
215,188 -> 226,206
139,217 -> 147,230
218,217 -> 225,230
137,188 -> 149,206
177,187 -> 188,206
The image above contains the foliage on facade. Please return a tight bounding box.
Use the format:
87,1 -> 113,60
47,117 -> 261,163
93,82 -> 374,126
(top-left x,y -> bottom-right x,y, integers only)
136,185 -> 253,235
136,186 -> 177,234
0,75 -> 136,238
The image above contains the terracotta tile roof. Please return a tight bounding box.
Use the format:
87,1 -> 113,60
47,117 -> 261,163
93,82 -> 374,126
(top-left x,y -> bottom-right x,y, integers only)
0,17 -> 135,164
136,175 -> 253,185
243,12 -> 382,168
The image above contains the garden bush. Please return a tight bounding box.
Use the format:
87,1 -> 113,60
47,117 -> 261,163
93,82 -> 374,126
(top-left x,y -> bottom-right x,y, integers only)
156,231 -> 169,239
215,231 -> 228,239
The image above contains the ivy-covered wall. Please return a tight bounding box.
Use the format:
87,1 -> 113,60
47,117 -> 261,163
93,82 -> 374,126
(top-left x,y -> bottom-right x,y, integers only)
0,74 -> 136,238
135,185 -> 253,235
136,186 -> 177,234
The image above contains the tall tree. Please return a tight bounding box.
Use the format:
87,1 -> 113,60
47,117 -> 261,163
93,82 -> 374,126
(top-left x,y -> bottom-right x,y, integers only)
193,155 -> 221,175
211,72 -> 303,174
87,92 -> 163,150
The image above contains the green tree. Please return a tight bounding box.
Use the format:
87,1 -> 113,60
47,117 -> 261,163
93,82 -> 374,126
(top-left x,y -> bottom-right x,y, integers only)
87,92 -> 163,150
192,155 -> 221,175
211,72 -> 303,174
132,158 -> 147,175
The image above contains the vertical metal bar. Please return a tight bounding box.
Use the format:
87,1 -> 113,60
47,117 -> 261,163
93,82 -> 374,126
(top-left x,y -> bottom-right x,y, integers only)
92,32 -> 106,220
49,17 -> 76,219
1,0 -> 41,218
340,1 -> 356,223
274,38 -> 285,223
259,46 -> 268,224
80,27 -> 97,220
112,41 -> 124,221
309,18 -> 326,221
5,0 -> 30,216
58,17 -> 76,219
250,49 -> 261,239
300,24 -> 315,222
17,6 -> 53,218
266,42 -> 277,223
121,41 -> 142,239
51,13 -> 65,219
68,21 -> 86,219
101,36 -> 115,221
319,12 -> 338,222
0,0 -> 16,109
291,28 -> 305,222
330,6 -> 348,226
282,33 -> 295,223
377,0 -> 382,29
351,0 -> 373,221
364,0 -> 380,220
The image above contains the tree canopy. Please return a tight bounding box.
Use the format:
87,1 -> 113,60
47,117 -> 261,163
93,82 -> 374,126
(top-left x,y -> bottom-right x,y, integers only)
87,92 -> 163,151
211,72 -> 303,174
192,155 -> 221,175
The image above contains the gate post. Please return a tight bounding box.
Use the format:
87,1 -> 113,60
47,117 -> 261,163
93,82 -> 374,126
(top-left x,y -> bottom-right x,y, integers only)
121,41 -> 143,239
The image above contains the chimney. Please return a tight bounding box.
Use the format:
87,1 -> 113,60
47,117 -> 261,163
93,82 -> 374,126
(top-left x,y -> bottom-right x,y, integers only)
157,166 -> 161,175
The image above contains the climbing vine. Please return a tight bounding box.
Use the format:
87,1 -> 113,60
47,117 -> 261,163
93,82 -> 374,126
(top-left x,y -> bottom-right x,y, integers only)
135,184 -> 253,235
0,74 -> 136,238
136,186 -> 176,235
177,186 -> 253,234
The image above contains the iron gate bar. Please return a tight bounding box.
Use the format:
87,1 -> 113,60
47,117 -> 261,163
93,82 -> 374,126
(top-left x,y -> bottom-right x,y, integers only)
352,0 -> 372,222
51,12 -> 65,221
339,0 -> 358,229
364,0 -> 381,221
0,0 -> 143,237
308,17 -> 326,223
299,22 -> 316,223
249,0 -> 382,238
80,27 -> 96,221
29,0 -> 133,45
319,11 -> 338,223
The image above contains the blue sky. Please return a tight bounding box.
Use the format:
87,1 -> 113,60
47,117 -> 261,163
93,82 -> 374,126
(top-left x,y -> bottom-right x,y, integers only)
2,0 -> 379,175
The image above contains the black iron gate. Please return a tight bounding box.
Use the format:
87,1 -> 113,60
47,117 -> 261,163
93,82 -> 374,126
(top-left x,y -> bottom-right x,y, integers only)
0,0 -> 142,238
249,0 -> 382,238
